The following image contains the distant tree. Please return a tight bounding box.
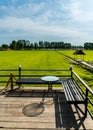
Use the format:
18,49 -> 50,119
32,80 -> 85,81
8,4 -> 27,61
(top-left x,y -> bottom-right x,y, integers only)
10,40 -> 31,50
58,42 -> 65,49
64,43 -> 71,49
30,43 -> 33,49
10,40 -> 17,50
34,42 -> 38,50
25,40 -> 30,49
44,41 -> 50,49
84,42 -> 93,50
15,40 -> 30,49
39,41 -> 44,49
16,40 -> 23,50
9,39 -> 82,50
51,42 -> 57,49
2,44 -> 9,50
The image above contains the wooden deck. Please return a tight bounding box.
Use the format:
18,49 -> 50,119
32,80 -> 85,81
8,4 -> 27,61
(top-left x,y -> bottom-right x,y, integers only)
0,87 -> 93,130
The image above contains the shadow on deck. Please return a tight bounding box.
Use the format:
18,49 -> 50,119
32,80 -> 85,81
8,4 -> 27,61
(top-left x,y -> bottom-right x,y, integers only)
0,88 -> 92,129
54,92 -> 86,129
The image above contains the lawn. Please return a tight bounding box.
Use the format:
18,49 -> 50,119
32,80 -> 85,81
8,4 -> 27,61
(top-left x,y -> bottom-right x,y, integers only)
0,50 -> 93,114
58,49 -> 93,62
0,50 -> 71,86
0,50 -> 71,69
0,50 -> 93,90
57,50 -> 93,87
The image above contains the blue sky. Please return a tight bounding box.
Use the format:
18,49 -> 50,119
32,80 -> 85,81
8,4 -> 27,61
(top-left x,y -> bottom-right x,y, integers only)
0,0 -> 93,45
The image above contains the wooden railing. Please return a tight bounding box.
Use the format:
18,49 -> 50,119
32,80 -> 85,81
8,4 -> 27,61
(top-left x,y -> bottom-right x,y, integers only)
0,66 -> 93,118
0,67 -> 71,92
70,67 -> 93,119
0,68 -> 71,84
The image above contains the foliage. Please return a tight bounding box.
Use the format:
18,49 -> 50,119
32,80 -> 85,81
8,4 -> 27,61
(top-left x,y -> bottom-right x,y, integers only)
84,42 -> 93,50
5,40 -> 72,50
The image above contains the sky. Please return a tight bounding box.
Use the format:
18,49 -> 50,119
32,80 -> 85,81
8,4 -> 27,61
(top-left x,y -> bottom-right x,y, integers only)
0,0 -> 93,46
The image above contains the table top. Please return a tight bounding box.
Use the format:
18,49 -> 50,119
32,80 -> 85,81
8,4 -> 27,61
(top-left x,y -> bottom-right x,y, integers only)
41,76 -> 59,82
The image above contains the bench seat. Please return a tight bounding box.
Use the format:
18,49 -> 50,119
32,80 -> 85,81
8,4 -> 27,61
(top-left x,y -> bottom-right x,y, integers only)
62,78 -> 85,104
16,78 -> 62,85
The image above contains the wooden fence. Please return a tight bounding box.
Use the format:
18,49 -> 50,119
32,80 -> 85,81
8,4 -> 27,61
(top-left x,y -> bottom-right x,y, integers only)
0,66 -> 92,119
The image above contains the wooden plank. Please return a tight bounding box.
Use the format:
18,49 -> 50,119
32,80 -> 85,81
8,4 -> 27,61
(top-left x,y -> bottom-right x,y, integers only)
0,122 -> 56,129
64,81 -> 75,101
62,79 -> 77,102
62,79 -> 85,103
68,79 -> 82,101
0,89 -> 93,129
70,80 -> 82,100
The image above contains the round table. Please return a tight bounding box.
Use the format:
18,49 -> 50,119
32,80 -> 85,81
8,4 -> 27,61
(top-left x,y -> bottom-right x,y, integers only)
41,76 -> 59,90
41,76 -> 59,104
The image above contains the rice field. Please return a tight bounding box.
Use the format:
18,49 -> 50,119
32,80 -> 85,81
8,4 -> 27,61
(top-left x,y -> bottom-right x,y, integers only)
0,50 -> 93,90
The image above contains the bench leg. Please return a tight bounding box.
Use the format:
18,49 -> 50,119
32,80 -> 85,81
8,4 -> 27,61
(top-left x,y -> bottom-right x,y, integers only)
84,102 -> 88,118
75,104 -> 85,117
84,88 -> 88,118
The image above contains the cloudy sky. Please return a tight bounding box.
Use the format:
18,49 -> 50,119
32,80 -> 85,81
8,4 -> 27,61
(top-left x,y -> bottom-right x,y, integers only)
0,0 -> 93,45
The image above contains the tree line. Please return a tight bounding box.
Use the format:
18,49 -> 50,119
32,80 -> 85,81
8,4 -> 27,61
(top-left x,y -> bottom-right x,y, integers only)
1,40 -> 93,50
1,40 -> 72,50
84,42 -> 93,50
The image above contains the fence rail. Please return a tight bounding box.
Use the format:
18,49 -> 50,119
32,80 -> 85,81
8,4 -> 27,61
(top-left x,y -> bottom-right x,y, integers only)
71,69 -> 93,119
0,67 -> 93,119
0,67 -> 71,85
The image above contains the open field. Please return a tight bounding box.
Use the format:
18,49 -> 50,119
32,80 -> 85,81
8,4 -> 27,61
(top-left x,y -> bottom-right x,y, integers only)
58,50 -> 93,89
0,50 -> 70,69
59,50 -> 93,62
0,50 -> 93,117
0,50 -> 93,90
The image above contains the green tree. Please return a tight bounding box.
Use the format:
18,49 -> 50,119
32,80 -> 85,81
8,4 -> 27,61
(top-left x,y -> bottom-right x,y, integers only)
10,40 -> 17,50
39,41 -> 44,49
2,44 -> 9,50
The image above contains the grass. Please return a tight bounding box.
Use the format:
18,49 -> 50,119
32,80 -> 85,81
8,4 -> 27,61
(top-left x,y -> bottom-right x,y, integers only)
0,50 -> 93,88
58,50 -> 93,88
58,49 -> 93,62
0,50 -> 93,115
0,50 -> 71,69
0,50 -> 93,84
0,50 -> 71,86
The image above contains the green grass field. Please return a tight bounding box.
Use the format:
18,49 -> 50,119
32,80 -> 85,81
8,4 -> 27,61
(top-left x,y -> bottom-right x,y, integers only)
58,50 -> 93,62
0,50 -> 93,113
0,50 -> 71,86
0,50 -> 93,115
58,50 -> 93,88
1,50 -> 93,69
0,50 -> 93,89
0,50 -> 71,69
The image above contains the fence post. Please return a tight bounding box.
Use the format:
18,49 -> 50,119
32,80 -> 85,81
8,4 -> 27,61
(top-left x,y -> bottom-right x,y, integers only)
19,64 -> 21,79
10,73 -> 13,90
70,65 -> 73,78
85,88 -> 88,117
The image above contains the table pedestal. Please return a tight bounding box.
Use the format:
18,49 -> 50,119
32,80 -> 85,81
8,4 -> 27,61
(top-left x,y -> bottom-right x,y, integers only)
41,76 -> 59,104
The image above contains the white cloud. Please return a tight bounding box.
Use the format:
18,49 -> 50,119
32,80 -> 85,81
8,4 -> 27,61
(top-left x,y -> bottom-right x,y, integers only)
0,16 -> 86,39
69,0 -> 93,22
0,0 -> 93,45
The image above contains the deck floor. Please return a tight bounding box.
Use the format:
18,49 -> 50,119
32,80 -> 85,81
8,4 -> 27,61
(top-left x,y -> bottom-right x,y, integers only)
0,87 -> 93,130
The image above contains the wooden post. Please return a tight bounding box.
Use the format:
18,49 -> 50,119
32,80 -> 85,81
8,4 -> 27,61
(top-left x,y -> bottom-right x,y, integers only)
70,65 -> 73,78
10,73 -> 13,90
19,64 -> 21,79
85,88 -> 88,117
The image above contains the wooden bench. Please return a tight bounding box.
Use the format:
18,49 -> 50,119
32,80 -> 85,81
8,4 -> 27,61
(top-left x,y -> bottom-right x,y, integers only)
16,77 -> 62,86
62,78 -> 86,117
4,67 -> 93,119
15,67 -> 67,87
